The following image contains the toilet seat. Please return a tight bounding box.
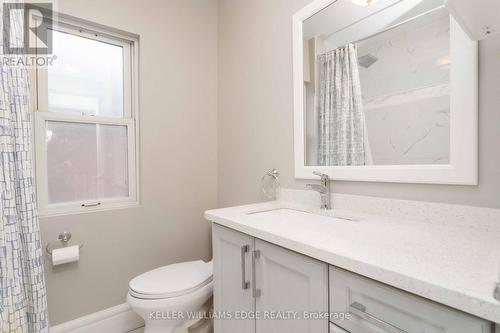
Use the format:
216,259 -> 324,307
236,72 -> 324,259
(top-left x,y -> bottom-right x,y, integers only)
129,260 -> 213,300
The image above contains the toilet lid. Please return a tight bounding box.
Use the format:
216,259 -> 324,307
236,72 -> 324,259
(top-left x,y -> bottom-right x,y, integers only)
129,260 -> 213,299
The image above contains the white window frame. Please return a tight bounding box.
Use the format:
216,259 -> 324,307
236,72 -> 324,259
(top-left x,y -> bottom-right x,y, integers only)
32,15 -> 140,216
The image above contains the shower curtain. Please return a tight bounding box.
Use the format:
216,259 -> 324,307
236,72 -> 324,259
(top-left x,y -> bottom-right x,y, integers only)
317,43 -> 368,166
0,3 -> 49,332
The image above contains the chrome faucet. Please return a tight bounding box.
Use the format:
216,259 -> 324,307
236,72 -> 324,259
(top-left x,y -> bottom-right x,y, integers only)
306,171 -> 331,210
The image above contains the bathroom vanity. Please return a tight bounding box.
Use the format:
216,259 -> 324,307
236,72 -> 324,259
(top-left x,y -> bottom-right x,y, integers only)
206,0 -> 500,331
206,194 -> 500,333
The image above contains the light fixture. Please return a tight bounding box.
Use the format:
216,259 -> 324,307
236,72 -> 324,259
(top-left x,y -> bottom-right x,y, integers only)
436,55 -> 451,67
351,0 -> 379,6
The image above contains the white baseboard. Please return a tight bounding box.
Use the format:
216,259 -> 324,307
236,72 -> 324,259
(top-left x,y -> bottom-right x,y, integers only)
50,303 -> 144,333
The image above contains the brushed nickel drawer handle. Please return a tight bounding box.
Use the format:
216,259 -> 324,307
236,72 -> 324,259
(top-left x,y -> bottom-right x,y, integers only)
241,245 -> 250,290
252,250 -> 261,298
349,302 -> 408,333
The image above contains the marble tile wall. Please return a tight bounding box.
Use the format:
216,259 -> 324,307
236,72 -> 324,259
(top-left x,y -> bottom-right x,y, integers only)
357,10 -> 451,165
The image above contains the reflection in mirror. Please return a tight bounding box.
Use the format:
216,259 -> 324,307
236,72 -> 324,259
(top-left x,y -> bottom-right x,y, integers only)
303,0 -> 450,166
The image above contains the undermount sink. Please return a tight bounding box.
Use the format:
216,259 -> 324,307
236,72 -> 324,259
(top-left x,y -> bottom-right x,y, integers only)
247,207 -> 363,222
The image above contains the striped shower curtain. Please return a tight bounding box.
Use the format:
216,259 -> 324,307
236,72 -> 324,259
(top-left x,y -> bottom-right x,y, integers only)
317,43 -> 368,166
0,2 -> 50,332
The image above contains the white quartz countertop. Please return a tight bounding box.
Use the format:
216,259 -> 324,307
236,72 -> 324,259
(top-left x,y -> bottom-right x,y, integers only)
205,201 -> 500,323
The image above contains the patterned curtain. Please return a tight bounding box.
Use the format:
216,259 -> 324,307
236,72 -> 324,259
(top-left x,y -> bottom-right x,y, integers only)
0,3 -> 50,332
317,43 -> 367,166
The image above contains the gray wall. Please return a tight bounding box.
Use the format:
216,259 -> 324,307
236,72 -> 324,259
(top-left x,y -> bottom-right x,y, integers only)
218,0 -> 500,209
42,0 -> 500,325
41,0 -> 218,325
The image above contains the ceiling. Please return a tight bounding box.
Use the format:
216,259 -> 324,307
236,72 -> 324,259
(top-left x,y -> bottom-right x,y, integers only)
303,0 -> 445,45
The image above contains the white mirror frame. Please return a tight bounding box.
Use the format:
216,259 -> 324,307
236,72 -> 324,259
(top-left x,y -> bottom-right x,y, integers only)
293,0 -> 478,185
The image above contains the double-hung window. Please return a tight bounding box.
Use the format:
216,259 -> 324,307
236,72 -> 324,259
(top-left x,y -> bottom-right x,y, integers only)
34,17 -> 139,216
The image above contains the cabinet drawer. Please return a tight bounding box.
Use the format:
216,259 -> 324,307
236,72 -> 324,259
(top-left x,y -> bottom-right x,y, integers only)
330,266 -> 491,333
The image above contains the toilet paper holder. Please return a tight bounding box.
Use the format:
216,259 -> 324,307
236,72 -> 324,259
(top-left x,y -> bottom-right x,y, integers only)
45,231 -> 83,255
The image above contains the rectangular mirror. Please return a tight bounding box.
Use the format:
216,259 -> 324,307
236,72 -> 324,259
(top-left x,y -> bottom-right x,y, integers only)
293,0 -> 478,184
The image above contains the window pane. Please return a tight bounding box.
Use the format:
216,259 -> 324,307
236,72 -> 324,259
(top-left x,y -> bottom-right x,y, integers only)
46,121 -> 129,204
48,30 -> 124,117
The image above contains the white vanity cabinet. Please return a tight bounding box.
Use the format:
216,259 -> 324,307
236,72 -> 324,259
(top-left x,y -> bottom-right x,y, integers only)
212,223 -> 255,333
212,224 -> 329,333
254,239 -> 329,333
212,223 -> 494,333
329,266 -> 492,333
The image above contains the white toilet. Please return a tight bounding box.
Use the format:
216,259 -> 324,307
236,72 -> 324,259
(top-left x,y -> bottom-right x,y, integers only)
127,260 -> 213,333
